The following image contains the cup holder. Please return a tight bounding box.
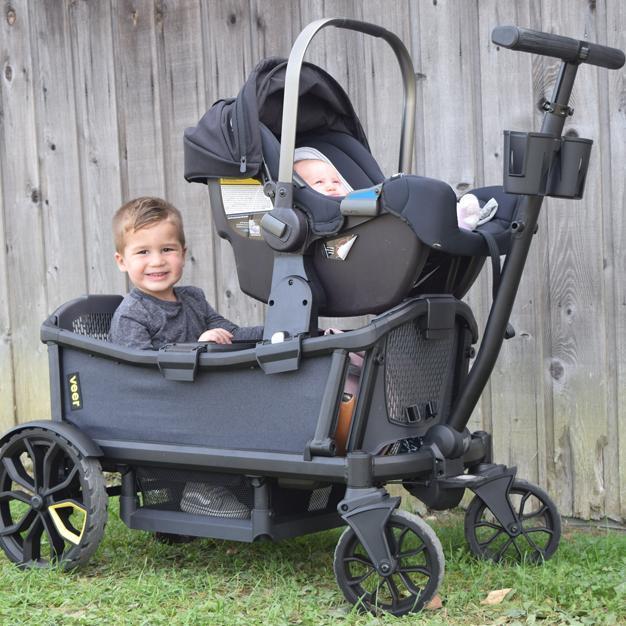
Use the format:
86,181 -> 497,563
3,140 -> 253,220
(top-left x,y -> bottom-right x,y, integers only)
547,136 -> 593,199
503,131 -> 593,199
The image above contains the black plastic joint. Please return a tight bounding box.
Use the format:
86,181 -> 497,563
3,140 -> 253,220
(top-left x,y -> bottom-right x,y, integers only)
304,437 -> 336,461
346,452 -> 373,488
157,344 -> 207,382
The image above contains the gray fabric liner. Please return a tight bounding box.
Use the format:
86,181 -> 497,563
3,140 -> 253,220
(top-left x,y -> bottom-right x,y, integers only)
61,349 -> 330,454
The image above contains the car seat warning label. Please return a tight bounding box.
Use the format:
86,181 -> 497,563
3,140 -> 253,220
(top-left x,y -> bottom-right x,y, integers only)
220,178 -> 273,215
323,234 -> 358,261
67,372 -> 83,410
220,179 -> 272,240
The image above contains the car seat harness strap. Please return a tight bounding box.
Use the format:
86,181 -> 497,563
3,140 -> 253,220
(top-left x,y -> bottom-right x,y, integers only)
475,230 -> 515,340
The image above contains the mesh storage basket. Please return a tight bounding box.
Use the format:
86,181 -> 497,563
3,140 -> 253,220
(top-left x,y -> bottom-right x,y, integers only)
136,467 -> 254,519
384,320 -> 458,426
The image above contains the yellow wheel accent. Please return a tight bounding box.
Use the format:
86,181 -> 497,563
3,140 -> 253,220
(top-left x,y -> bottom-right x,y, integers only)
48,500 -> 87,545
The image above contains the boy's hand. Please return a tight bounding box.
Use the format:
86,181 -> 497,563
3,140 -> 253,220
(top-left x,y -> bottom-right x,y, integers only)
198,328 -> 233,344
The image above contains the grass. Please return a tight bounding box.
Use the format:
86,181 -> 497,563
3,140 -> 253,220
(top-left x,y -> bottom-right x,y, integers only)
0,501 -> 623,626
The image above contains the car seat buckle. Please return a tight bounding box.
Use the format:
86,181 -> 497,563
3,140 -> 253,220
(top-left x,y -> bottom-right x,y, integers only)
340,183 -> 383,217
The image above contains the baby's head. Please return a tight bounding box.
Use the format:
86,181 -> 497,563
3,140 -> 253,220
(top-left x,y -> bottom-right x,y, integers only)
294,159 -> 349,197
113,196 -> 185,254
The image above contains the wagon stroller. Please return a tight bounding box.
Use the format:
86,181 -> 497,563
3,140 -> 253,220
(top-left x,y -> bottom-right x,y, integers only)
0,19 -> 623,616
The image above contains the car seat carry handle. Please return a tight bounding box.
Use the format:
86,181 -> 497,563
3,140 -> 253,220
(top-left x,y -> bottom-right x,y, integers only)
276,18 -> 416,195
492,25 -> 625,70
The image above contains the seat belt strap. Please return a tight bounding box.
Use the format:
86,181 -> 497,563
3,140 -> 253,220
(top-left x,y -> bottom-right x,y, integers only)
476,230 -> 516,340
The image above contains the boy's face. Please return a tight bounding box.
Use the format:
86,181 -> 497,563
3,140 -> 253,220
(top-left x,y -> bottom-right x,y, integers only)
115,219 -> 186,301
294,159 -> 348,197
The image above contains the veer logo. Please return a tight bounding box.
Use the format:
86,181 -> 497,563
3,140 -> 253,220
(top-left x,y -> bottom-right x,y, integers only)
67,373 -> 83,410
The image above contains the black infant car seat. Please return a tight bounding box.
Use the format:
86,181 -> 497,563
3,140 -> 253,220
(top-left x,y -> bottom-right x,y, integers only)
184,57 -> 521,317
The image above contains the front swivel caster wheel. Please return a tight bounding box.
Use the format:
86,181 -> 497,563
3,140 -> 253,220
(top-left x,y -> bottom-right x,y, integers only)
333,510 -> 444,616
464,478 -> 561,564
0,427 -> 107,569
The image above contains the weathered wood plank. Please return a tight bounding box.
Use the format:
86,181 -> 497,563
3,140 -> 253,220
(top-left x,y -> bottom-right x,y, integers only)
0,1 -> 50,423
201,0 -> 264,327
360,1 -> 412,176
298,0 -> 365,93
0,159 -> 16,430
29,2 -> 87,311
602,0 -> 626,521
112,0 -> 166,201
250,0 -> 301,59
68,0 -> 126,295
541,1 -> 609,520
409,0 -> 481,188
155,0 -> 217,303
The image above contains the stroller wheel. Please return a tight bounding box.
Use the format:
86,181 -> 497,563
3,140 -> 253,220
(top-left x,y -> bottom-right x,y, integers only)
464,478 -> 561,564
0,427 -> 107,569
333,510 -> 444,616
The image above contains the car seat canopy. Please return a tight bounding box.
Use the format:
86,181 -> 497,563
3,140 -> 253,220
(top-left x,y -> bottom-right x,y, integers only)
184,57 -> 370,183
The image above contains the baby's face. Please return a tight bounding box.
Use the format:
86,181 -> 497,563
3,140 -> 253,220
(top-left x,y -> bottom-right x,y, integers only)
294,159 -> 348,197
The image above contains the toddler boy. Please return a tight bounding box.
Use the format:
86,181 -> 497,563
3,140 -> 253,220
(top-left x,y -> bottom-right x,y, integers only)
109,196 -> 262,349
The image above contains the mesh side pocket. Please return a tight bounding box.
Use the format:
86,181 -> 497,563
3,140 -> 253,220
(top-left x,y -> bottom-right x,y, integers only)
72,313 -> 115,341
384,321 -> 457,426
308,485 -> 332,512
138,473 -> 181,510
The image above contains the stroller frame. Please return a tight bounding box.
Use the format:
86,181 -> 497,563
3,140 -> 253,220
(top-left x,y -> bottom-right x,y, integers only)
1,19 -> 623,617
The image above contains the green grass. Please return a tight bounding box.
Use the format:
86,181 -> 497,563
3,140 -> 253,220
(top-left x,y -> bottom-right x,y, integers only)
0,502 -> 623,626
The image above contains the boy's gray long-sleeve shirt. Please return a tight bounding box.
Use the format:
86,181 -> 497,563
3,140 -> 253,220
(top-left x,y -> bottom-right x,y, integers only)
108,286 -> 263,350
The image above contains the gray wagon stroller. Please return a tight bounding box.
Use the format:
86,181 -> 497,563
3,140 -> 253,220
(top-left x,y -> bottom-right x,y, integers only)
0,19 -> 623,616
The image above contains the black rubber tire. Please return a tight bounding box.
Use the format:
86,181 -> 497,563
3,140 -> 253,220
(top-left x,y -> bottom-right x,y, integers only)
0,427 -> 107,569
464,478 -> 561,564
333,510 -> 444,616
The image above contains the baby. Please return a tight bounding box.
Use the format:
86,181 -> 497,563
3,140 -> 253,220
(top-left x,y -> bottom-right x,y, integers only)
293,146 -> 352,197
293,147 -> 498,230
294,159 -> 350,197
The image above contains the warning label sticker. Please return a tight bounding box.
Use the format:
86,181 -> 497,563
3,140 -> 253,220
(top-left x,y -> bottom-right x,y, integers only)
227,213 -> 264,240
322,234 -> 358,261
220,178 -> 273,216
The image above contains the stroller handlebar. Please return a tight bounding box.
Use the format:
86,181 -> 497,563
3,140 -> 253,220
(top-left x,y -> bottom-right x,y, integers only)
492,25 -> 625,70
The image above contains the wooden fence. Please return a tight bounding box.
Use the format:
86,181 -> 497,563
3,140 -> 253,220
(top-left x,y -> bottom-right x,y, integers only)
0,0 -> 624,521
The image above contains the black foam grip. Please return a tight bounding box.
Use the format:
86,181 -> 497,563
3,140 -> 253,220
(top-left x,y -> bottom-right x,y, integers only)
492,25 -> 625,70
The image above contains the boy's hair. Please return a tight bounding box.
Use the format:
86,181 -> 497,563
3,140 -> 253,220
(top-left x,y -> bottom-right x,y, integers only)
113,197 -> 185,253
